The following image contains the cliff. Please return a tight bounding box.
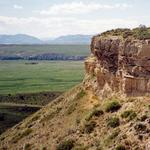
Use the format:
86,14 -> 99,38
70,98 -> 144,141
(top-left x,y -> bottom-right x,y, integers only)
85,28 -> 150,97
0,28 -> 150,150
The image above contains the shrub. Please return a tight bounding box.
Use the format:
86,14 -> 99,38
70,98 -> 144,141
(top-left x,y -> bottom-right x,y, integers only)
84,121 -> 96,133
105,101 -> 121,113
107,117 -> 120,128
121,110 -> 137,121
133,26 -> 150,40
134,123 -> 147,132
140,114 -> 148,121
56,139 -> 75,150
76,90 -> 86,100
85,108 -> 104,121
23,143 -> 31,150
115,145 -> 126,150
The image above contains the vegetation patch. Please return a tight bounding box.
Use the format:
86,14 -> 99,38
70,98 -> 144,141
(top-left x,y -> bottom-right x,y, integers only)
75,90 -> 86,100
85,107 -> 104,121
0,60 -> 84,95
101,25 -> 150,40
56,139 -> 75,150
134,123 -> 147,132
115,145 -> 126,150
121,110 -> 137,121
107,117 -> 120,128
140,114 -> 148,121
84,121 -> 96,134
105,101 -> 121,113
24,143 -> 31,150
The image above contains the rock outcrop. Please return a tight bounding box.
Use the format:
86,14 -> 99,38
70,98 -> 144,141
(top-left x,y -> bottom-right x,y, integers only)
85,29 -> 150,97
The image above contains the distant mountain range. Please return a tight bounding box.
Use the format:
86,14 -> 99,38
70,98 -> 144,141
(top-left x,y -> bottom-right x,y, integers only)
0,34 -> 92,44
0,34 -> 43,44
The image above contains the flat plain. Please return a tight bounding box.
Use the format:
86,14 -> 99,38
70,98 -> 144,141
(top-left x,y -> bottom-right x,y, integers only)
0,44 -> 90,56
0,60 -> 84,95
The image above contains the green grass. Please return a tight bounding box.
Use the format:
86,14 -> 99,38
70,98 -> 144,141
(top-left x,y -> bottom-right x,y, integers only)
0,60 -> 84,94
0,44 -> 90,56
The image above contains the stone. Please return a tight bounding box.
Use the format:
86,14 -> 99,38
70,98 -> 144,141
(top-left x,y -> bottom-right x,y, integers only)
84,29 -> 150,97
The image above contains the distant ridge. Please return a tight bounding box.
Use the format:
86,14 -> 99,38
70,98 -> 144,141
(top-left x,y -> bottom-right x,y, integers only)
46,34 -> 92,44
0,34 -> 92,44
0,34 -> 43,44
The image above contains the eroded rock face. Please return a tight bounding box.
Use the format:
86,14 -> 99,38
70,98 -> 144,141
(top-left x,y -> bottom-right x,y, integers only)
85,34 -> 150,97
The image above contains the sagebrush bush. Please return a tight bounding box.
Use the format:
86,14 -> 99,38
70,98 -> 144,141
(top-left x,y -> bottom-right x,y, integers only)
121,110 -> 137,121
76,90 -> 86,100
134,123 -> 147,132
84,121 -> 96,133
105,101 -> 121,112
140,114 -> 148,121
107,117 -> 120,128
115,145 -> 126,150
56,139 -> 75,150
23,143 -> 31,150
85,108 -> 104,121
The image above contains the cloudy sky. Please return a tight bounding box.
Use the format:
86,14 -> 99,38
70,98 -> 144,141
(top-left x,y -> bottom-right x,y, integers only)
0,0 -> 150,38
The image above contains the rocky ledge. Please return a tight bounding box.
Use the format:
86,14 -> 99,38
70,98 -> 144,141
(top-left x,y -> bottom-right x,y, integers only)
84,28 -> 150,97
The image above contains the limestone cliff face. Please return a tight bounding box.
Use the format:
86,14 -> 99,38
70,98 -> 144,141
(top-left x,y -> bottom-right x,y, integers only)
84,32 -> 150,97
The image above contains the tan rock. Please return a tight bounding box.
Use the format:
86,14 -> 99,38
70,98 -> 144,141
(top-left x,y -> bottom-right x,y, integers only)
85,30 -> 150,97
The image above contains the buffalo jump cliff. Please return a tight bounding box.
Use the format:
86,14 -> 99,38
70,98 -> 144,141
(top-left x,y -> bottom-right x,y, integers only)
0,28 -> 150,150
85,28 -> 150,97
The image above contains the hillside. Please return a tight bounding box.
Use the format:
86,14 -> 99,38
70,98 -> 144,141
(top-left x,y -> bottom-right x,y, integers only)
0,28 -> 150,150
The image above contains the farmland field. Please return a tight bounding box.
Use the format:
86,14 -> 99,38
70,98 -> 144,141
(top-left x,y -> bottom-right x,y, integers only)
0,60 -> 84,95
0,44 -> 90,56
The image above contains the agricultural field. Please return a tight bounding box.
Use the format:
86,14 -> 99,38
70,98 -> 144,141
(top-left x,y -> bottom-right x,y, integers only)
0,44 -> 90,56
0,60 -> 84,95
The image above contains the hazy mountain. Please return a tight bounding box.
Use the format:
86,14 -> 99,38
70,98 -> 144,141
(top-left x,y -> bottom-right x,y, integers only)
46,34 -> 92,44
0,34 -> 92,44
0,34 -> 43,44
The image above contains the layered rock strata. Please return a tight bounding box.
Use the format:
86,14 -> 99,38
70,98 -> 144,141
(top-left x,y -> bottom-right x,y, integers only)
85,32 -> 150,97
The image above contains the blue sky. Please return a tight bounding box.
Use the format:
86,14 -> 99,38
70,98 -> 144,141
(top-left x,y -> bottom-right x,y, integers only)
0,0 -> 150,38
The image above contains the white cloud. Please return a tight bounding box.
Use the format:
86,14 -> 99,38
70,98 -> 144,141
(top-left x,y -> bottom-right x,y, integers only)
13,4 -> 23,10
0,15 -> 139,38
38,2 -> 132,16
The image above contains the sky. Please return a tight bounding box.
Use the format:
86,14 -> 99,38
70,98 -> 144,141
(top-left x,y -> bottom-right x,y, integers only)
0,0 -> 150,38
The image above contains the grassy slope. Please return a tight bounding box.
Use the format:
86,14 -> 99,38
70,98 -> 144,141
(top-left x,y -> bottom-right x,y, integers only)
0,85 -> 149,150
0,45 -> 90,56
0,61 -> 84,94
